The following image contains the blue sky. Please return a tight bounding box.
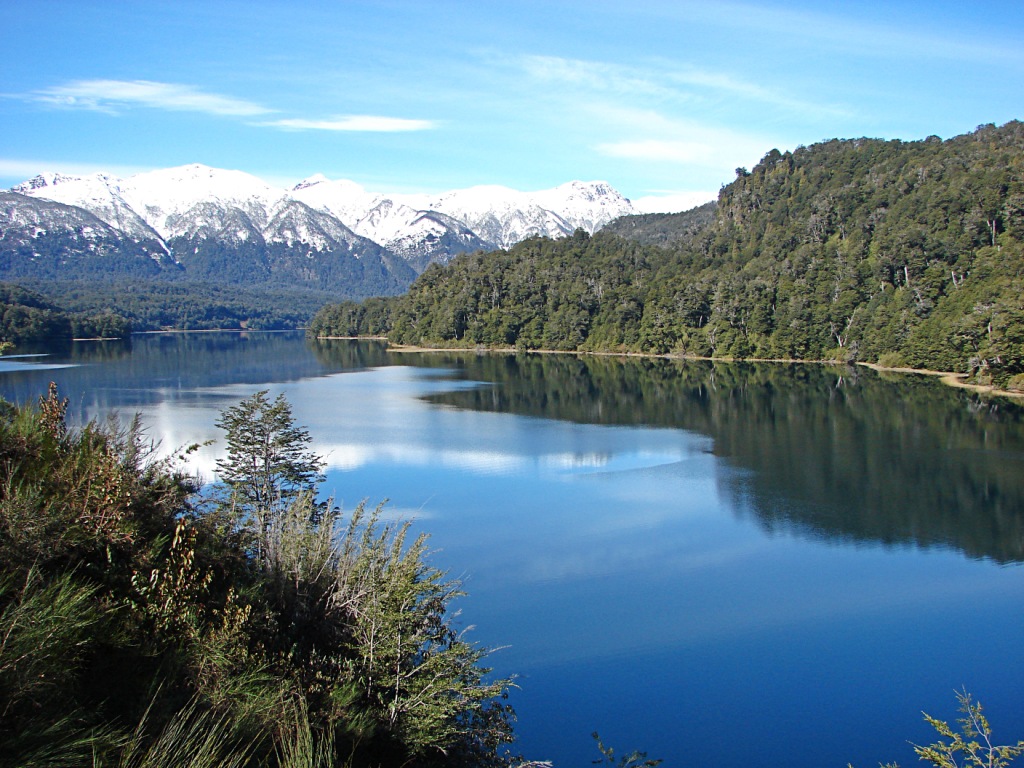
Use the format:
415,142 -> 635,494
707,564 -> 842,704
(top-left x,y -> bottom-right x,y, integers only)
2,0 -> 1022,211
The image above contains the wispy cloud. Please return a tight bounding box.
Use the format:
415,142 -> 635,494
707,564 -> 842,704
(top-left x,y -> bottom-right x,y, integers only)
519,55 -> 678,101
516,53 -> 845,117
590,105 -> 778,171
261,115 -> 436,132
31,79 -> 273,117
641,1 -> 1024,68
24,79 -> 436,134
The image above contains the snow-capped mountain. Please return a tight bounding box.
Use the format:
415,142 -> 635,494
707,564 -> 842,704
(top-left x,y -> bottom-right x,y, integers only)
117,164 -> 280,240
286,176 -> 488,268
399,180 -> 634,248
10,172 -> 164,244
13,164 -> 633,257
0,191 -> 177,278
4,164 -> 635,293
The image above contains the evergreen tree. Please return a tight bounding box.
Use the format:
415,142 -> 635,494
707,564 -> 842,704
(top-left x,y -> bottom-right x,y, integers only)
214,390 -> 325,566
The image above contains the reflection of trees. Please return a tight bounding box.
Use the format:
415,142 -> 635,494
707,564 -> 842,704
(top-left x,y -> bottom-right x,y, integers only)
66,338 -> 133,363
414,351 -> 1024,563
307,337 -> 393,370
6,335 -> 1023,563
2,332 -> 345,419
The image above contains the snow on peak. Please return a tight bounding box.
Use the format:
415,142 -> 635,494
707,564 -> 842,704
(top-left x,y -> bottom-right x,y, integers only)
291,173 -> 330,190
115,164 -> 283,238
11,172 -> 85,193
11,171 -> 166,242
9,163 -> 638,261
288,176 -> 381,227
394,180 -> 633,248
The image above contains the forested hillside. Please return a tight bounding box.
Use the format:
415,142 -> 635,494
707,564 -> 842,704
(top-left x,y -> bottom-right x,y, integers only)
311,122 -> 1024,387
29,280 -> 328,332
1,283 -> 130,347
600,200 -> 716,248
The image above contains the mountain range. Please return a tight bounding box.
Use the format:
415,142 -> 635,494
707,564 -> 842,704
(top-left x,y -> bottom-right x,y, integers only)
1,164 -> 635,295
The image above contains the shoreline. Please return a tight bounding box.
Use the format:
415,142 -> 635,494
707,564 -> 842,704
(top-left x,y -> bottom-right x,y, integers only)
316,336 -> 1024,401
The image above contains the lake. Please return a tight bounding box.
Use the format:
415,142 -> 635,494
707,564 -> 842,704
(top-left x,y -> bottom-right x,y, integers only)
2,331 -> 1023,768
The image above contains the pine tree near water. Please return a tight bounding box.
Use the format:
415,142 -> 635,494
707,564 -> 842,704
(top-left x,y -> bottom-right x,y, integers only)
214,389 -> 324,566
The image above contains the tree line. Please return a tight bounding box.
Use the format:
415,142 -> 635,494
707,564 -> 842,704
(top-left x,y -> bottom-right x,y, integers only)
1,282 -> 131,348
309,122 -> 1024,388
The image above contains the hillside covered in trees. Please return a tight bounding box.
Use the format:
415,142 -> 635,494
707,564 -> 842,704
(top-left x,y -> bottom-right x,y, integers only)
310,122 -> 1024,387
1,283 -> 130,348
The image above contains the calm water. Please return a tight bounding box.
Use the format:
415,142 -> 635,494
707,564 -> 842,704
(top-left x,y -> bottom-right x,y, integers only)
2,332 -> 1023,768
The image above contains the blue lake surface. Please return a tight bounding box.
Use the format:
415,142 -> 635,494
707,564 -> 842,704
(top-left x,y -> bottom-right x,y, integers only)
2,332 -> 1023,767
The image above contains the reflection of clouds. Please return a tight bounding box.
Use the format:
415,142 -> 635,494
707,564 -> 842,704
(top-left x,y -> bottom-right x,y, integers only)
0,360 -> 79,372
319,442 -> 528,475
517,539 -> 760,587
319,443 -> 697,478
100,400 -> 225,482
504,542 -> 1016,671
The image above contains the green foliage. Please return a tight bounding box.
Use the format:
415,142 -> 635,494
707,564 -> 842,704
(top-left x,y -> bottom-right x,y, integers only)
333,504 -> 516,762
99,697 -> 254,768
22,279 -> 330,331
1,281 -> 131,346
307,297 -> 398,338
214,390 -> 325,566
366,122 -> 1024,385
0,383 -> 517,767
859,690 -> 1024,768
601,200 -> 717,248
915,690 -> 1024,768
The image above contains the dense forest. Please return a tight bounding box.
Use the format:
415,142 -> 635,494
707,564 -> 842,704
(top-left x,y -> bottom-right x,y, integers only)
0,283 -> 131,347
0,281 -> 335,346
310,122 -> 1024,388
0,386 -> 515,767
30,280 -> 331,332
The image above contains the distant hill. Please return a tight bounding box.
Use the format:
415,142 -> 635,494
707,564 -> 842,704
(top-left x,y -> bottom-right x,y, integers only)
314,121 -> 1024,388
0,283 -> 130,346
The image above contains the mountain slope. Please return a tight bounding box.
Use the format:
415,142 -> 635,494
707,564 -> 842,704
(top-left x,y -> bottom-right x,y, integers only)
5,166 -> 636,289
399,181 -> 634,248
12,172 -> 165,243
600,200 -> 717,248
0,192 -> 177,279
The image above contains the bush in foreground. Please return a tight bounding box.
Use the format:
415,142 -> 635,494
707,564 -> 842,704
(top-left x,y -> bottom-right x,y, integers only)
0,385 -> 515,767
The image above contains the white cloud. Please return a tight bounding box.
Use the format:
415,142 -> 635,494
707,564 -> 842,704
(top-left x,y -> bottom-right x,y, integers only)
32,79 -> 273,117
520,54 -> 678,101
261,115 -> 436,132
516,53 -> 841,117
591,105 -> 779,172
21,79 -> 436,137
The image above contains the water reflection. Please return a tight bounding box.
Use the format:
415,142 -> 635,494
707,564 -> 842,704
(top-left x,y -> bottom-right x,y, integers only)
365,350 -> 1024,563
3,335 -> 1023,768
